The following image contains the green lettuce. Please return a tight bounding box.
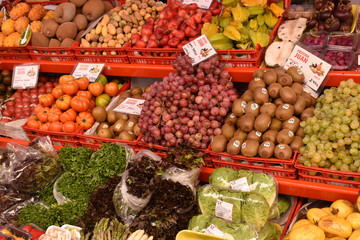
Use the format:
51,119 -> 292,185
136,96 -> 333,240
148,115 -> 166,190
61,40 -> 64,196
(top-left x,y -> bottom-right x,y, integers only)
269,196 -> 291,219
242,193 -> 270,232
251,173 -> 277,208
257,222 -> 282,240
209,168 -> 238,188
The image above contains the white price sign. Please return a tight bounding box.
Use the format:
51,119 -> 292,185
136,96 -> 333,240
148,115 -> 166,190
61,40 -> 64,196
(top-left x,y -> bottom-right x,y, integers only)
284,45 -> 331,98
182,0 -> 213,9
12,64 -> 40,89
72,63 -> 105,82
113,98 -> 145,115
182,35 -> 217,66
204,224 -> 225,237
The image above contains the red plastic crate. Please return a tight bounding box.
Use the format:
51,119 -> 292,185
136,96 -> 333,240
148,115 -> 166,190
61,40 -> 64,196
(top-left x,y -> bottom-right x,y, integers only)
295,157 -> 360,188
73,42 -> 129,63
126,45 -> 184,65
78,134 -> 140,150
280,197 -> 302,240
208,147 -> 297,179
0,47 -> 31,60
27,43 -> 77,62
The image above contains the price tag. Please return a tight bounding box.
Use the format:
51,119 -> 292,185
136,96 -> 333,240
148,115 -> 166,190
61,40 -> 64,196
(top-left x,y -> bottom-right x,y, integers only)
284,45 -> 331,98
230,177 -> 251,192
12,64 -> 40,89
113,98 -> 145,115
204,224 -> 225,237
182,35 -> 217,66
72,63 -> 105,82
215,199 -> 233,221
182,0 -> 213,9
1,6 -> 6,22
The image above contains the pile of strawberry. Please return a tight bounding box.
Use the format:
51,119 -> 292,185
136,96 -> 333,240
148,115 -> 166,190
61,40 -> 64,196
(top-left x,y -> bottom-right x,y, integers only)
130,0 -> 222,48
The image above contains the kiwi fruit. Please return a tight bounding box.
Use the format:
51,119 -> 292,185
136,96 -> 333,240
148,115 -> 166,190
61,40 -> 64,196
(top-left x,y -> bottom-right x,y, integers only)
75,30 -> 85,42
293,95 -> 307,115
107,111 -> 117,124
258,141 -> 275,158
291,82 -> 304,95
241,139 -> 259,157
262,130 -> 278,143
290,136 -> 303,152
244,101 -> 260,117
241,90 -> 254,102
274,67 -> 286,75
98,128 -> 113,139
263,70 -> 277,86
287,66 -> 304,83
116,113 -> 128,121
274,144 -> 292,160
224,113 -> 238,126
268,82 -> 282,99
221,123 -> 235,140
277,73 -> 293,87
118,131 -> 136,141
56,22 -> 77,41
61,38 -> 75,47
269,118 -> 282,132
269,118 -> 282,131
253,69 -> 266,78
97,122 -> 110,132
275,104 -> 295,121
274,98 -> 284,106
72,14 -> 88,31
253,87 -> 269,105
276,129 -> 295,144
296,127 -> 305,138
130,86 -> 143,96
132,94 -> 143,100
232,99 -> 246,117
103,1 -> 113,12
92,106 -> 107,122
282,116 -> 300,133
233,129 -> 247,142
248,78 -> 266,92
238,114 -> 255,133
301,107 -> 315,121
69,0 -> 87,7
211,135 -> 228,152
119,91 -> 132,99
254,113 -> 271,132
124,119 -> 136,132
42,19 -> 58,38
31,32 -> 49,47
260,103 -> 276,117
54,2 -> 76,24
133,124 -> 141,136
82,0 -> 105,21
144,85 -> 151,93
227,136 -> 243,155
247,130 -> 262,142
112,119 -> 127,135
128,114 -> 139,122
301,92 -> 316,107
49,38 -> 61,47
279,87 -> 297,104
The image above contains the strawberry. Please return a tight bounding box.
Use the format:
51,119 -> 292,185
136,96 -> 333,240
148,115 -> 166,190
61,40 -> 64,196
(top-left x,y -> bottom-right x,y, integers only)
174,16 -> 184,25
185,26 -> 198,37
167,10 -> 177,20
142,24 -> 154,31
192,12 -> 202,24
147,39 -> 159,48
168,38 -> 181,48
186,17 -> 197,30
167,21 -> 179,31
159,11 -> 167,19
131,34 -> 142,45
211,8 -> 221,16
178,10 -> 189,19
186,3 -> 198,10
202,15 -> 212,23
171,30 -> 185,40
22,225 -> 33,233
146,17 -> 156,25
154,26 -> 167,40
150,34 -> 157,41
159,35 -> 170,46
135,40 -> 147,48
157,19 -> 166,27
196,9 -> 206,14
141,28 -> 153,37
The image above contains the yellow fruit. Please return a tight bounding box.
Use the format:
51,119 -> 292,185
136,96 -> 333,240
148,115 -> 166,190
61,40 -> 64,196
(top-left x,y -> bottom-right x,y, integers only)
357,196 -> 360,212
318,215 -> 352,238
4,32 -> 20,47
289,224 -> 325,240
30,21 -> 42,33
0,33 -> 5,46
349,229 -> 360,240
322,207 -> 332,215
330,199 -> 355,218
327,237 -> 346,240
292,219 -> 313,230
14,16 -> 29,34
1,19 -> 15,35
346,212 -> 360,229
307,208 -> 328,224
9,2 -> 30,20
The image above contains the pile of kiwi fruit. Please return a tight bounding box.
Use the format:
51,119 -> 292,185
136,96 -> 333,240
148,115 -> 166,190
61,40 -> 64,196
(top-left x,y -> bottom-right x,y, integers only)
91,85 -> 150,141
211,66 -> 316,160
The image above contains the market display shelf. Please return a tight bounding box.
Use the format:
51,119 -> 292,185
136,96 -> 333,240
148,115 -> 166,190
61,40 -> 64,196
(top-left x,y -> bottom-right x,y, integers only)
199,167 -> 359,203
0,60 -> 357,86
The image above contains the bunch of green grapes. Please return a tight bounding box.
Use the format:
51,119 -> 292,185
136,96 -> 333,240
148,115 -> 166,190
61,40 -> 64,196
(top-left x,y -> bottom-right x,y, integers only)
298,79 -> 360,173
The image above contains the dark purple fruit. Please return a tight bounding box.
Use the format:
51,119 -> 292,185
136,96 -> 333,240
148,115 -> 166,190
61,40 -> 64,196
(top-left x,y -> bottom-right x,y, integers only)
0,84 -> 5,93
334,10 -> 352,21
325,16 -> 340,31
339,22 -> 351,32
307,18 -> 317,28
2,76 -> 11,86
320,11 -> 332,21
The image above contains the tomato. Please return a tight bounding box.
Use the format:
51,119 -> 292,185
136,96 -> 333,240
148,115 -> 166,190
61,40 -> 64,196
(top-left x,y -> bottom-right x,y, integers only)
70,96 -> 90,112
2,110 -> 12,117
49,107 -> 62,116
62,121 -> 78,133
104,82 -> 119,97
88,82 -> 104,97
34,105 -> 44,116
60,109 -> 77,123
39,94 -> 54,107
22,90 -> 30,98
49,121 -> 63,132
39,122 -> 51,131
37,107 -> 50,122
56,95 -> 71,111
76,112 -> 94,130
76,91 -> 92,100
38,87 -> 46,95
95,94 -> 111,107
22,225 -> 33,232
96,74 -> 107,86
88,100 -> 95,112
48,112 -> 60,122
62,81 -> 79,96
46,88 -> 53,94
75,77 -> 89,90
51,86 -> 64,99
45,82 -> 53,89
26,116 -> 41,129
59,75 -> 75,84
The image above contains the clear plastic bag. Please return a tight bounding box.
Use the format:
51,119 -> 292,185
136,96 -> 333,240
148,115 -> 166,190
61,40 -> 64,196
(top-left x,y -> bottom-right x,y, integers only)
53,175 -> 72,204
0,185 -> 31,213
162,167 -> 201,194
113,149 -> 162,226
0,197 -> 38,225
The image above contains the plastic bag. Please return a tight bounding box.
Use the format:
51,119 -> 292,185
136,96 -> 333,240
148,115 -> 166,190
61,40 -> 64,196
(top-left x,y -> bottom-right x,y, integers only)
113,149 -> 162,226
0,185 -> 31,213
162,167 -> 201,194
0,197 -> 38,225
197,184 -> 270,232
53,175 -> 72,204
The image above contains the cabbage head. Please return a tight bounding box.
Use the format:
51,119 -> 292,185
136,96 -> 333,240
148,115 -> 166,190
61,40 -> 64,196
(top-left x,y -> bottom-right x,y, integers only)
242,192 -> 270,232
251,173 -> 277,208
209,168 -> 238,188
257,222 -> 281,240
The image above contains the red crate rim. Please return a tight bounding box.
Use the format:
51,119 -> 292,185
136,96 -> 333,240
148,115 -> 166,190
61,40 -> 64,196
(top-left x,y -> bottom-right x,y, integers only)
22,123 -> 81,137
73,42 -> 127,52
77,132 -> 141,146
27,42 -> 77,52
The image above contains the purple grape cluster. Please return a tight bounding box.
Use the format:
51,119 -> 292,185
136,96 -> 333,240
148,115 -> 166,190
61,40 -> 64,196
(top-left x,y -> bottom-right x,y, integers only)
138,55 -> 238,149
324,51 -> 351,68
302,34 -> 327,47
328,35 -> 354,46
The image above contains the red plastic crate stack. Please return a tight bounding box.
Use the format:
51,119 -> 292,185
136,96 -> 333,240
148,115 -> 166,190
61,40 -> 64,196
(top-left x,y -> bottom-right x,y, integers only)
73,42 -> 129,63
27,43 -> 77,62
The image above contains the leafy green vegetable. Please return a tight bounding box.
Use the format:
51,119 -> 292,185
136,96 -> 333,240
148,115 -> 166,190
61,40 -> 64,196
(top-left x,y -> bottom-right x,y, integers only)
164,145 -> 205,170
251,173 -> 277,208
257,222 -> 282,240
59,147 -> 94,173
209,168 -> 238,188
269,196 -> 291,219
39,183 -> 57,206
188,215 -> 258,240
91,218 -> 130,240
242,192 -> 270,232
57,172 -> 94,203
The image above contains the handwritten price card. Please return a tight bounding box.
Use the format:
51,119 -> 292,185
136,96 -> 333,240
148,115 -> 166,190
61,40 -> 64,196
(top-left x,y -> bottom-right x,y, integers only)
182,35 -> 217,66
72,63 -> 105,82
12,64 -> 40,89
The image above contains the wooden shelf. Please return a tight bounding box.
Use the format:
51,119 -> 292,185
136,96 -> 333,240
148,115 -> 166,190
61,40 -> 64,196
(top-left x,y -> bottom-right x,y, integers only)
1,60 -> 359,85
